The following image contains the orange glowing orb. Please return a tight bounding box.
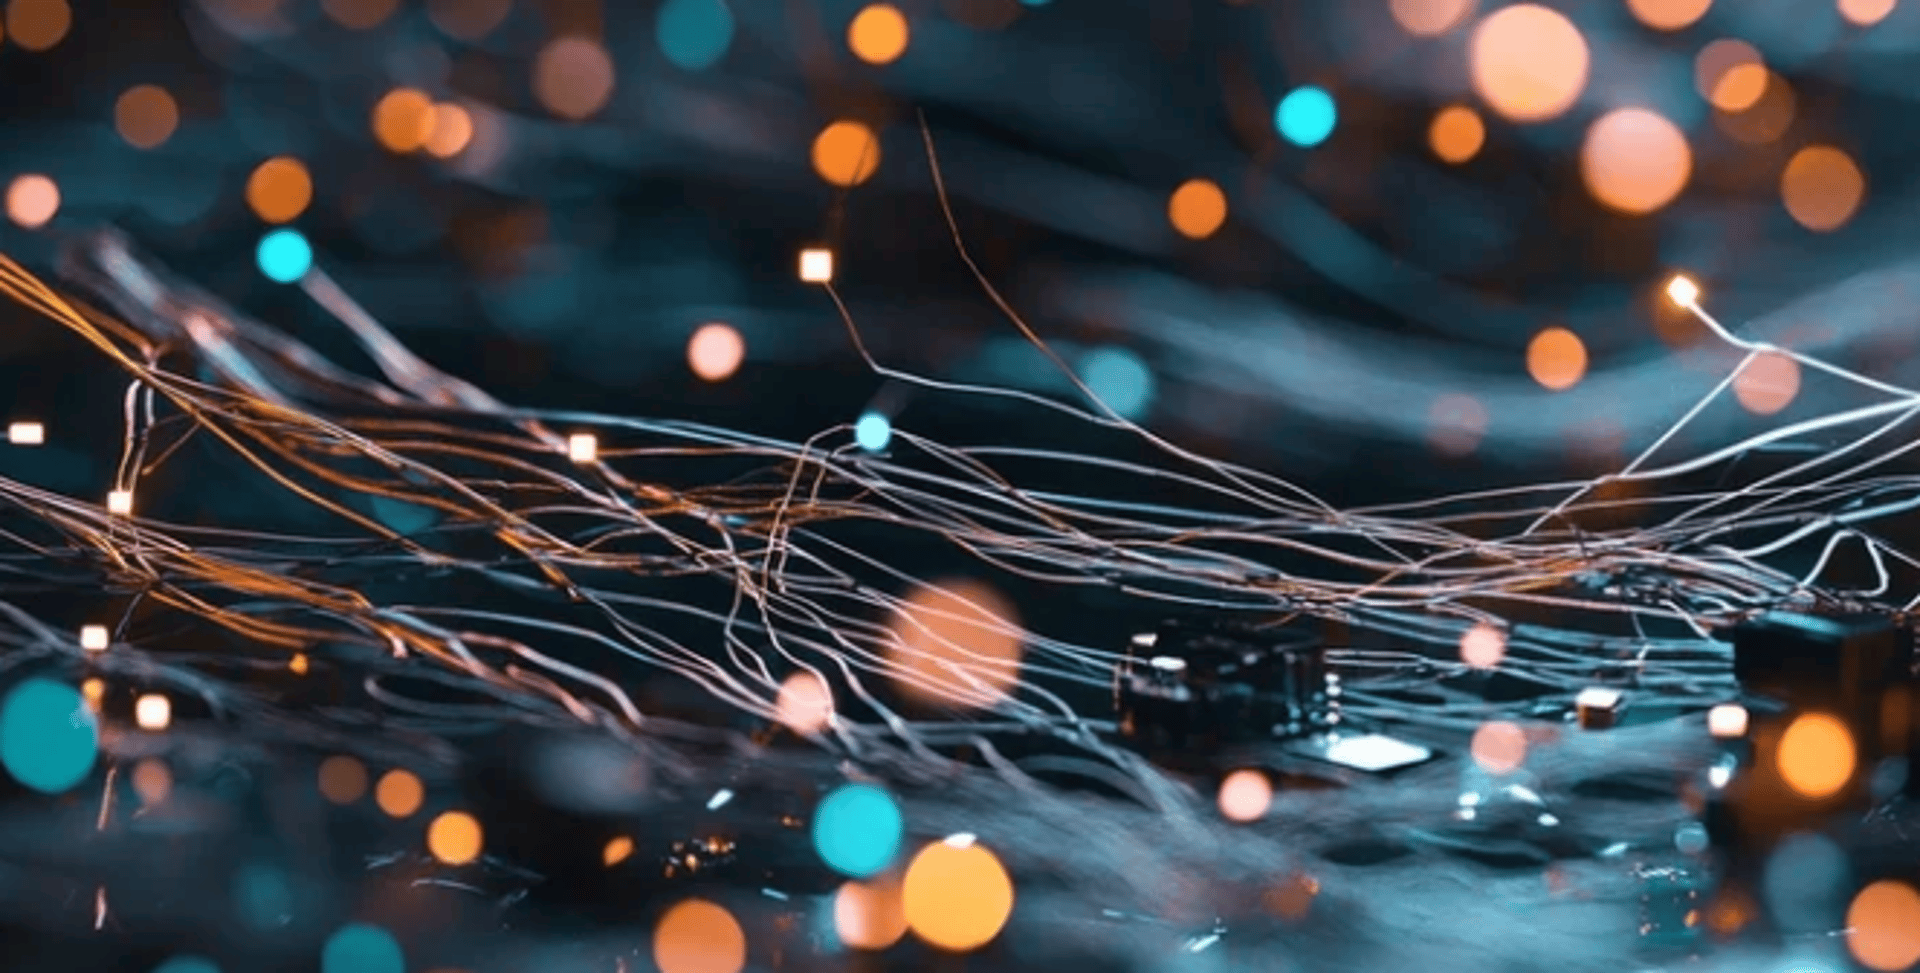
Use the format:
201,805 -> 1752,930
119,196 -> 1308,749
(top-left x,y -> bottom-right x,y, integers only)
1469,4 -> 1589,123
653,898 -> 747,973
1471,720 -> 1527,775
902,838 -> 1015,951
835,877 -> 908,950
1847,880 -> 1920,971
427,810 -> 484,865
1526,327 -> 1588,391
1581,108 -> 1691,215
1217,769 -> 1273,822
887,579 -> 1024,709
1168,178 -> 1228,239
1777,712 -> 1855,799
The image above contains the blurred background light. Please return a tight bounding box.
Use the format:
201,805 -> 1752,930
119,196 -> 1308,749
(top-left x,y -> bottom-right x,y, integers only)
1580,108 -> 1691,214
657,0 -> 736,72
1696,39 -> 1767,112
654,899 -> 747,973
318,755 -> 369,804
246,156 -> 312,224
1429,105 -> 1485,164
1777,712 -> 1855,798
813,783 -> 904,877
116,84 -> 180,150
373,88 -> 436,153
1847,881 -> 1920,970
687,322 -> 746,381
849,4 -> 910,65
1077,346 -> 1155,419
1470,4 -> 1589,123
1716,72 -> 1795,143
835,878 -> 908,950
902,838 -> 1015,952
320,0 -> 397,30
374,767 -> 424,817
1733,350 -> 1801,415
135,692 -> 172,731
1460,622 -> 1506,668
1275,85 -> 1336,147
534,37 -> 616,120
1781,146 -> 1866,232
775,671 -> 833,733
0,679 -> 96,794
886,578 -> 1023,708
813,121 -> 882,187
425,102 -> 474,158
1838,0 -> 1898,26
153,957 -> 221,973
1218,769 -> 1273,822
256,228 -> 313,283
427,810 -> 484,865
855,411 -> 890,451
1626,0 -> 1713,31
1391,0 -> 1476,37
1470,720 -> 1527,775
5,174 -> 59,229
1428,393 -> 1487,457
322,924 -> 404,973
1526,326 -> 1588,391
5,0 -> 70,52
1168,178 -> 1228,239
427,0 -> 510,42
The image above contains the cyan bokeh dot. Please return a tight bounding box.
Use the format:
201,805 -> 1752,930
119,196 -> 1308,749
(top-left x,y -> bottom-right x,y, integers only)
656,0 -> 735,71
256,229 -> 313,284
152,957 -> 221,973
322,923 -> 404,973
1,679 -> 98,794
234,862 -> 294,930
855,412 -> 892,452
1276,85 -> 1337,147
812,783 -> 903,878
1079,346 -> 1155,420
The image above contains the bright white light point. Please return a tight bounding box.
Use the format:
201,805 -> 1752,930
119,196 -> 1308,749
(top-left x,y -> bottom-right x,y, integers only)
80,625 -> 110,652
1708,703 -> 1749,738
944,832 -> 977,848
567,433 -> 597,463
1708,764 -> 1733,788
707,788 -> 734,810
135,693 -> 171,731
1460,623 -> 1506,669
1150,655 -> 1187,672
855,412 -> 891,452
7,422 -> 44,445
1576,687 -> 1622,710
800,247 -> 835,283
1666,275 -> 1700,306
107,490 -> 133,516
1218,769 -> 1273,822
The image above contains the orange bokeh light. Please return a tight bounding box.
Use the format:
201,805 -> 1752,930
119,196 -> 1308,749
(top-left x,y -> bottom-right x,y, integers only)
775,671 -> 834,734
6,0 -> 71,52
888,579 -> 1024,708
375,768 -> 425,817
1581,108 -> 1691,215
318,755 -> 369,804
534,36 -> 617,121
1218,769 -> 1273,822
373,88 -> 437,153
1429,104 -> 1485,164
654,898 -> 747,973
603,835 -> 635,866
1469,4 -> 1589,123
1715,72 -> 1795,144
1839,0 -> 1898,25
1733,350 -> 1801,416
849,4 -> 910,65
1847,880 -> 1920,971
246,156 -> 313,224
1168,178 -> 1228,239
688,322 -> 746,382
835,877 -> 908,950
1527,326 -> 1588,391
903,838 -> 1015,952
321,0 -> 398,29
132,758 -> 172,806
428,0 -> 511,40
1460,622 -> 1506,669
1777,712 -> 1855,798
1695,39 -> 1766,112
6,174 -> 59,229
1391,0 -> 1475,36
426,103 -> 475,158
1471,720 -> 1527,775
427,810 -> 484,865
1626,0 -> 1712,30
116,85 -> 180,150
812,121 -> 882,188
1781,145 -> 1865,232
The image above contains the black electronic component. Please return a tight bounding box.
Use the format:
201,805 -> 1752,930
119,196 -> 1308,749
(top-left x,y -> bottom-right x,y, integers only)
1728,612 -> 1912,701
1114,619 -> 1334,754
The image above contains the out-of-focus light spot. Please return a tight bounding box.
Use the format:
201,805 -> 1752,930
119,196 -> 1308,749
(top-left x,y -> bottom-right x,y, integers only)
1627,0 -> 1711,30
6,174 -> 60,229
373,89 -> 436,153
1778,712 -> 1855,799
1708,703 -> 1748,738
1471,720 -> 1527,775
776,671 -> 834,734
1428,393 -> 1487,457
1470,4 -> 1589,123
603,835 -> 635,866
375,768 -> 425,817
1391,0 -> 1475,35
322,0 -> 397,29
813,783 -> 904,877
800,247 -> 835,283
1764,832 -> 1849,934
534,36 -> 616,121
1733,350 -> 1800,416
688,323 -> 746,381
256,229 -> 313,284
246,157 -> 312,224
135,693 -> 171,731
425,103 -> 473,158
428,810 -> 484,865
654,898 -> 747,973
1840,0 -> 1898,25
849,4 -> 909,64
80,678 -> 103,711
1079,346 -> 1155,419
903,838 -> 1014,951
133,757 -> 172,806
7,421 -> 44,445
813,120 -> 882,187
322,924 -> 404,973
1168,178 -> 1227,239
1581,108 -> 1690,215
116,85 -> 179,150
5,0 -> 70,51
567,433 -> 598,463
855,412 -> 891,451
835,878 -> 908,950
1715,71 -> 1794,144
319,755 -> 368,804
289,652 -> 308,675
1460,622 -> 1506,668
234,863 -> 293,930
1218,769 -> 1272,822
707,788 -> 733,810
108,489 -> 134,516
657,0 -> 735,71
1666,274 -> 1700,306
153,957 -> 221,973
80,625 -> 109,651
427,0 -> 510,40
1527,326 -> 1588,391
0,679 -> 97,794
888,578 -> 1023,707
1847,880 -> 1920,970
1781,145 -> 1865,232
1695,39 -> 1765,112
1674,821 -> 1710,854
1275,86 -> 1336,147
1429,104 -> 1485,164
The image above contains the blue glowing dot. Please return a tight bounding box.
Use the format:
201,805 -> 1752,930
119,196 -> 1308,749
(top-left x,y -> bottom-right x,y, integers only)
1276,86 -> 1337,148
322,923 -> 403,973
1079,346 -> 1155,420
656,0 -> 735,71
855,412 -> 891,452
153,958 -> 221,973
1,679 -> 98,794
234,863 -> 294,930
812,783 -> 903,878
256,229 -> 313,284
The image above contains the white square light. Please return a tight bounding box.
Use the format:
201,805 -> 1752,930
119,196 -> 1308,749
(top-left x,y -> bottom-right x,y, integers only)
799,247 -> 834,284
107,490 -> 133,515
7,422 -> 44,445
135,693 -> 171,731
567,433 -> 598,463
1708,703 -> 1749,739
80,625 -> 109,652
1316,732 -> 1433,772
